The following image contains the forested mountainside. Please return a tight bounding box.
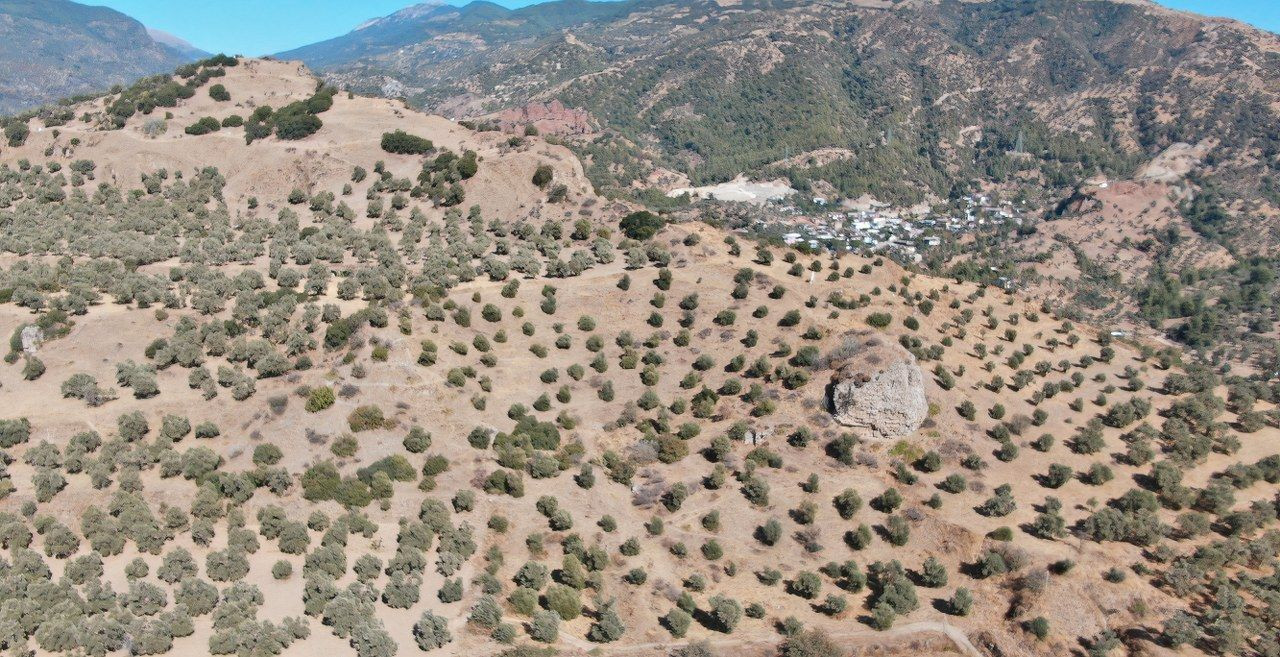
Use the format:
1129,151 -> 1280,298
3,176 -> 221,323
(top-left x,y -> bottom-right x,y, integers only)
0,0 -> 203,115
284,0 -> 1280,207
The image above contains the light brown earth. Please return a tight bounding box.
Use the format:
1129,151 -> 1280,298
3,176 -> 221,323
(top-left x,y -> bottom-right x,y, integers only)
0,58 -> 1273,657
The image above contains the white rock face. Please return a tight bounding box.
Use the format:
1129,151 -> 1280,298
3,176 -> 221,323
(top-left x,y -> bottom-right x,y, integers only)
828,339 -> 927,439
20,325 -> 42,354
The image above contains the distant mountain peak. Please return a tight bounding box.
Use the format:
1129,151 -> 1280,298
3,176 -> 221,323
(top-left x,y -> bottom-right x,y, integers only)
146,27 -> 210,60
354,1 -> 449,31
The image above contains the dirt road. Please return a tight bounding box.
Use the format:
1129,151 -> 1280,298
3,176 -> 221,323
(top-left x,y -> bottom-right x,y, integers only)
555,619 -> 984,656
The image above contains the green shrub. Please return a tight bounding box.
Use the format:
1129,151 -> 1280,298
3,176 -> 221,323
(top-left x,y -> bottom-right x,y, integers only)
532,164 -> 554,188
272,105 -> 323,140
253,443 -> 283,466
381,130 -> 433,154
620,211 -> 666,240
707,595 -> 742,633
301,462 -> 342,501
663,608 -> 692,638
781,629 -> 841,656
306,387 -> 335,412
587,601 -> 625,643
184,117 -> 221,135
331,435 -> 358,457
545,584 -> 581,620
347,405 -> 387,431
789,571 -> 822,599
5,122 -> 29,147
21,356 -> 44,380
529,610 -> 559,642
0,418 -> 31,448
413,611 -> 452,650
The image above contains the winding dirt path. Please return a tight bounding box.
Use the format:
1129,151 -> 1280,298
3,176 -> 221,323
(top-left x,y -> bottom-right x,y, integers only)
555,619 -> 984,656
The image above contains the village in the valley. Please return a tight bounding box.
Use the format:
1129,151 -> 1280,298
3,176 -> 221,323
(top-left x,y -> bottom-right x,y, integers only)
667,177 -> 1032,261
758,193 -> 1029,261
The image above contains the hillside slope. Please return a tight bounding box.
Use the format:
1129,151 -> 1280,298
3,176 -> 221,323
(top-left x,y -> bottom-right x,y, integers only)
1,58 -> 594,220
0,57 -> 1276,657
0,0 -> 201,114
283,0 -> 1280,207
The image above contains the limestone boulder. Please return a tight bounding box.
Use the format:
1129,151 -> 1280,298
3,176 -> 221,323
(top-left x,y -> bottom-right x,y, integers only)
827,336 -> 927,439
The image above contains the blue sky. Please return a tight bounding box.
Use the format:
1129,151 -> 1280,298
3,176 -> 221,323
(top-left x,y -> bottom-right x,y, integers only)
94,0 -> 550,55
93,0 -> 1278,56
1161,0 -> 1278,33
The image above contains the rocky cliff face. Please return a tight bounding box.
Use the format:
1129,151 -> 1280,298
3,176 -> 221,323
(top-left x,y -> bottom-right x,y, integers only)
828,337 -> 927,439
496,100 -> 594,136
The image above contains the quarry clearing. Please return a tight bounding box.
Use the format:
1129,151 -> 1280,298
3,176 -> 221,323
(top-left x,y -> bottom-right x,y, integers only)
667,177 -> 797,204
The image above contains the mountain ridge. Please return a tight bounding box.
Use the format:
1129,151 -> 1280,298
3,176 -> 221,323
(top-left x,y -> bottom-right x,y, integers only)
146,27 -> 211,61
281,0 -> 642,70
0,0 -> 201,114
281,0 -> 1280,214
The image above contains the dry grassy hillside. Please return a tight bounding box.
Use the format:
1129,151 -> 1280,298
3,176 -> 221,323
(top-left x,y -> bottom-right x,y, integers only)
0,57 -> 1276,657
1012,180 -> 1230,320
3,59 -> 595,222
989,165 -> 1280,366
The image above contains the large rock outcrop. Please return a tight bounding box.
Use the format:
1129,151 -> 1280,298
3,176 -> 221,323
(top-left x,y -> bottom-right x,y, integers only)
497,100 -> 595,136
828,336 -> 927,439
